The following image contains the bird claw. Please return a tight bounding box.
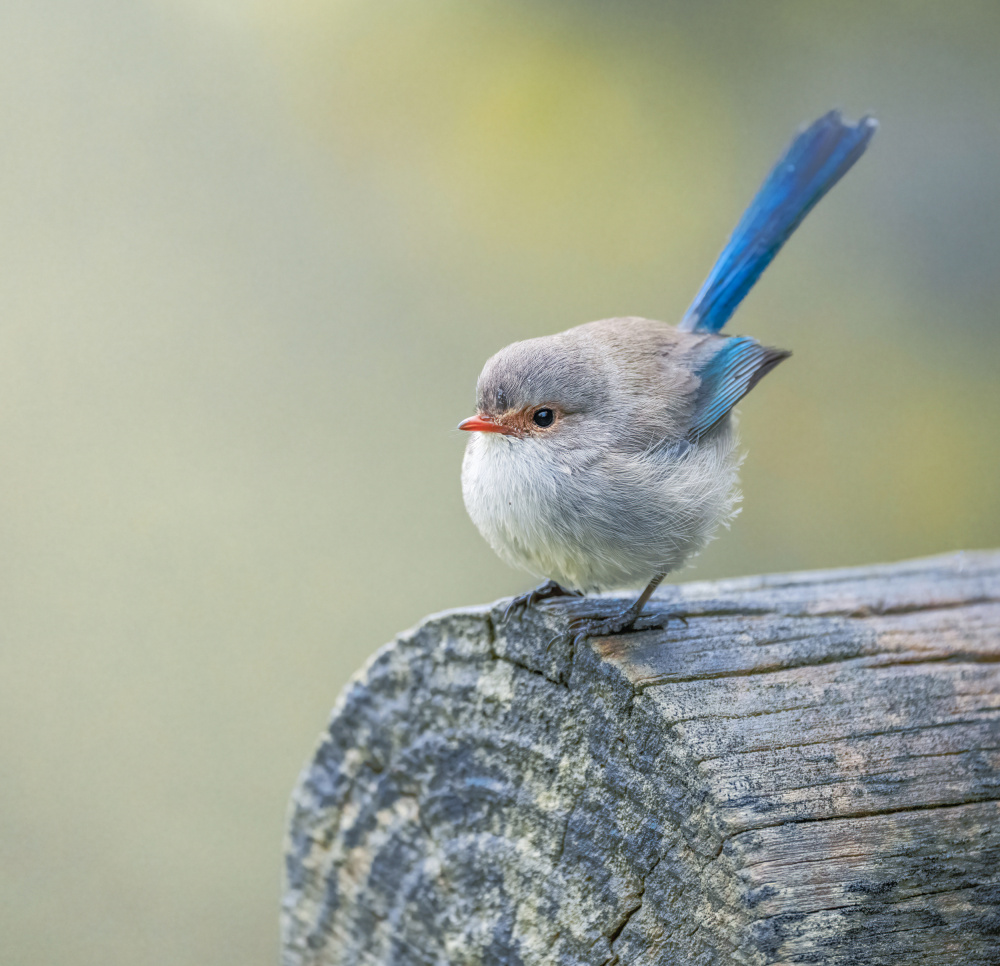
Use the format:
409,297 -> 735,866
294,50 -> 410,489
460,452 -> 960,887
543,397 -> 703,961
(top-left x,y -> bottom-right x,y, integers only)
567,609 -> 684,646
568,613 -> 640,647
502,580 -> 583,622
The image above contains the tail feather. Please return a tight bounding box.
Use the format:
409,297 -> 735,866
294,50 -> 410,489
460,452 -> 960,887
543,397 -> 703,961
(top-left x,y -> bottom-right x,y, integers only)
679,111 -> 877,335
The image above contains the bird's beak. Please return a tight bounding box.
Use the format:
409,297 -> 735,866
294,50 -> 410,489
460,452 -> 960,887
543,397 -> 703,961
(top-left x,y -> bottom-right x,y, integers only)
458,414 -> 511,434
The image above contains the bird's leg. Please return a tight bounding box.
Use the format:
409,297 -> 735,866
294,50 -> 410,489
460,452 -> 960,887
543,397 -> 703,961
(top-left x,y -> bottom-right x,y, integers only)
567,572 -> 676,645
503,579 -> 584,622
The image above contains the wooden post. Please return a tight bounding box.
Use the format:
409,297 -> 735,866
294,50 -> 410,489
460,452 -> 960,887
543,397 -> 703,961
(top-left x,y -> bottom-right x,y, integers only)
282,551 -> 1000,965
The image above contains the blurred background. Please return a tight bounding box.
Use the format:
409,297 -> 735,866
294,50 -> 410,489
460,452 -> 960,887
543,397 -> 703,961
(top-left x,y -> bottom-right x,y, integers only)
2,0 -> 998,962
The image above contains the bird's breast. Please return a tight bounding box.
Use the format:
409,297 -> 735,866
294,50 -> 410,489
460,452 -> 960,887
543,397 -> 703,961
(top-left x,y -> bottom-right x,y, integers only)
460,421 -> 743,592
460,434 -> 589,582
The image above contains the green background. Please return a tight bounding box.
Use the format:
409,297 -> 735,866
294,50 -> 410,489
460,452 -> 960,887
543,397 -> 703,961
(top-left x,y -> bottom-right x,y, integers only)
2,1 -> 998,962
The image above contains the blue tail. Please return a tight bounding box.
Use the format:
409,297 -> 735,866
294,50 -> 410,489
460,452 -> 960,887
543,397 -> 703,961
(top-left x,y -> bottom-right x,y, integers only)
679,111 -> 877,334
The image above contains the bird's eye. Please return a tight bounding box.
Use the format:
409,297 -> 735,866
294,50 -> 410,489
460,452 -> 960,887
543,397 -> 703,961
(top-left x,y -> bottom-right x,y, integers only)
532,408 -> 555,427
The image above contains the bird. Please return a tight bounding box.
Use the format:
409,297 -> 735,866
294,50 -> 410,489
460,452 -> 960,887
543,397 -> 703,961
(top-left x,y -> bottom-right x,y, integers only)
459,110 -> 877,643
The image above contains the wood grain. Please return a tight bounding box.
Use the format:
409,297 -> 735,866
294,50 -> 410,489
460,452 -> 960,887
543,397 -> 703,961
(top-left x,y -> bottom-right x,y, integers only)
282,551 -> 1000,965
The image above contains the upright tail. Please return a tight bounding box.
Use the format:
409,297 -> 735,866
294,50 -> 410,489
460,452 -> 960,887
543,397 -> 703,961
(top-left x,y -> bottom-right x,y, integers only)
678,110 -> 878,334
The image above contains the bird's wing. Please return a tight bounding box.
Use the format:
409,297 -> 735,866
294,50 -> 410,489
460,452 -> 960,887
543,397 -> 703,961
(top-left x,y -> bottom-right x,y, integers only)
679,111 -> 877,335
686,337 -> 790,441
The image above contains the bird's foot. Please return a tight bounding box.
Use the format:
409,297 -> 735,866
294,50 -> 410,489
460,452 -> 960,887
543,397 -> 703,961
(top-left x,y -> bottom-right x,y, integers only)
567,605 -> 686,647
503,580 -> 583,622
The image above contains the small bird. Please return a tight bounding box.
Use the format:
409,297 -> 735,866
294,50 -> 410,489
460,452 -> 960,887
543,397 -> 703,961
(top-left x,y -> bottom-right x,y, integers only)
459,110 -> 877,642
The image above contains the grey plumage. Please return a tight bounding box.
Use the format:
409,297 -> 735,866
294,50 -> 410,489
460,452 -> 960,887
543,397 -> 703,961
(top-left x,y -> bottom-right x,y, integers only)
461,317 -> 766,592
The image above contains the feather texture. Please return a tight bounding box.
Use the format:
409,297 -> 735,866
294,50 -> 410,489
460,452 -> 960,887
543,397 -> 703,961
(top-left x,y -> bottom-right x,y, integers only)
687,337 -> 790,441
679,111 -> 877,334
461,318 -> 749,591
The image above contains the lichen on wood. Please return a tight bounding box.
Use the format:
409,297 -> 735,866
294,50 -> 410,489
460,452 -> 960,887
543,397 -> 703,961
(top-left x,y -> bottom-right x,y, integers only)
282,551 -> 1000,965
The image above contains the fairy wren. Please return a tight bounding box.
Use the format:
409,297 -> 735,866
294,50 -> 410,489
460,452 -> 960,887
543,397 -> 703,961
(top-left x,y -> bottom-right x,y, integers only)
459,111 -> 877,641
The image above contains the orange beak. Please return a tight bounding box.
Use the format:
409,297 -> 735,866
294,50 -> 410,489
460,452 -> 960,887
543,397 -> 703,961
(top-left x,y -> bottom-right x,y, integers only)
458,414 -> 512,435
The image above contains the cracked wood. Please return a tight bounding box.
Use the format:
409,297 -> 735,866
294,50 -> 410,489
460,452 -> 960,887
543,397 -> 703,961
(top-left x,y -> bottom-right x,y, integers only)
282,550 -> 1000,965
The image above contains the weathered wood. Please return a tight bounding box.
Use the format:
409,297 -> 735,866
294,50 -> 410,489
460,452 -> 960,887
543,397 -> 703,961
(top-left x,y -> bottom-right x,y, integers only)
282,551 -> 1000,965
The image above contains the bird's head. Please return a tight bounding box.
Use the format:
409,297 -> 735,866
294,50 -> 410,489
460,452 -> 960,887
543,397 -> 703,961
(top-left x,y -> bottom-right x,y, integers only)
459,335 -> 607,441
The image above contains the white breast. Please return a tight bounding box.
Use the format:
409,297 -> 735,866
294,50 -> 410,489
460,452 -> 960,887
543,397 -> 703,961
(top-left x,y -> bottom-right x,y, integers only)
461,426 -> 741,592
